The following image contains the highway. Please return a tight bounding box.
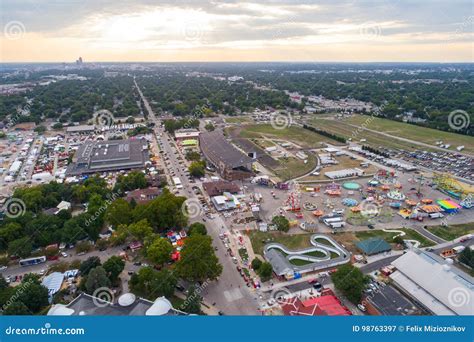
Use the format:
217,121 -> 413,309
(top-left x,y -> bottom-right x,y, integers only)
134,79 -> 260,315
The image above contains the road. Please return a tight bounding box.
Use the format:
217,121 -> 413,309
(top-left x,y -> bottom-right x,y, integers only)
135,79 -> 259,315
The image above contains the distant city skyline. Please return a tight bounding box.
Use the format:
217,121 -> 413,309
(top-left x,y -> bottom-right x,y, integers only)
1,0 -> 473,63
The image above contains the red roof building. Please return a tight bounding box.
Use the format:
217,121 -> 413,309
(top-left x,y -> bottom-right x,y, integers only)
281,290 -> 352,316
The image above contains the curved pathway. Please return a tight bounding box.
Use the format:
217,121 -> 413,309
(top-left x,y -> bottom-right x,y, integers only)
264,234 -> 351,274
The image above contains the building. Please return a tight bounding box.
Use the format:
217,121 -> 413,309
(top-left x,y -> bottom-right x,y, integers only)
174,129 -> 200,142
281,289 -> 352,316
125,187 -> 162,205
356,238 -> 391,256
66,138 -> 149,176
199,131 -> 253,181
202,180 -> 240,197
211,192 -> 240,211
66,125 -> 96,134
325,168 -> 364,179
390,249 -> 474,316
47,293 -> 187,316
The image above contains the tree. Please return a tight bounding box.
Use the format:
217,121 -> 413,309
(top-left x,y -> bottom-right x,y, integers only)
272,215 -> 290,232
459,248 -> 474,268
175,234 -> 222,282
331,264 -> 369,304
3,301 -> 31,315
257,262 -> 273,281
85,266 -> 111,294
14,275 -> 49,313
181,285 -> 202,314
204,123 -> 215,131
149,269 -> 177,298
188,222 -> 207,236
129,267 -> 177,299
103,256 -> 125,283
185,151 -> 201,161
251,258 -> 262,270
104,199 -> 132,226
79,256 -> 101,276
147,237 -> 173,266
188,161 -> 205,178
8,237 -> 32,258
126,219 -> 154,242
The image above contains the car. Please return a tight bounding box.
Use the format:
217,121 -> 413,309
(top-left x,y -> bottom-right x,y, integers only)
61,252 -> 68,258
218,311 -> 224,316
308,278 -> 318,284
142,263 -> 149,267
133,262 -> 142,266
368,224 -> 375,229
77,251 -> 86,256
214,246 -> 218,251
236,266 -> 242,272
357,304 -> 367,312
312,282 -> 322,291
127,271 -> 134,276
0,266 -> 7,271
232,257 -> 238,264
39,269 -> 46,276
175,285 -> 186,292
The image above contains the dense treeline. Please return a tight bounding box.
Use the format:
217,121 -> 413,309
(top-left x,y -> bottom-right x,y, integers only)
303,124 -> 346,143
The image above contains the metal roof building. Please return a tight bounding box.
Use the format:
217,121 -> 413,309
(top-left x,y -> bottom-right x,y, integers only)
390,249 -> 474,316
356,238 -> 391,255
199,131 -> 253,181
66,138 -> 149,175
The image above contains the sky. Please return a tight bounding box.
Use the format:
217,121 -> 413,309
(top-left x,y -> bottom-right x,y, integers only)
1,0 -> 473,63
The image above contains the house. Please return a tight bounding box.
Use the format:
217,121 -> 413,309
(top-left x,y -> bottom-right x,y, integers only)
202,180 -> 240,197
125,187 -> 162,205
281,289 -> 351,316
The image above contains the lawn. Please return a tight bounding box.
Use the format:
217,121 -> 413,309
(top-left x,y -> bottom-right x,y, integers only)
300,155 -> 378,181
249,231 -> 314,256
345,115 -> 474,154
310,118 -> 430,152
225,116 -> 254,124
239,124 -> 343,148
355,228 -> 435,247
273,153 -> 317,181
426,224 -> 474,241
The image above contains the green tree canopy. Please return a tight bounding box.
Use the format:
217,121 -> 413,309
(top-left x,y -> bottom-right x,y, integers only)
331,264 -> 369,304
175,234 -> 222,282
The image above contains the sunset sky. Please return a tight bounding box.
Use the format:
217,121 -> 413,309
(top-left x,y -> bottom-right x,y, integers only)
1,0 -> 473,63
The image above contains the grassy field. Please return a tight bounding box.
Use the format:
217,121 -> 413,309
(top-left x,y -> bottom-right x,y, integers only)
345,115 -> 474,154
225,116 -> 254,124
239,124 -> 344,148
273,153 -> 317,181
301,155 -> 378,181
249,231 -> 314,256
310,117 -> 432,152
426,224 -> 474,241
355,228 -> 435,247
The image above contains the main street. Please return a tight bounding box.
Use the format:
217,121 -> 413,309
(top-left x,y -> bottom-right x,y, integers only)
134,79 -> 260,315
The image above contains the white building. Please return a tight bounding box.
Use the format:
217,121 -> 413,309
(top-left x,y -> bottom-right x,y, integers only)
390,249 -> 474,316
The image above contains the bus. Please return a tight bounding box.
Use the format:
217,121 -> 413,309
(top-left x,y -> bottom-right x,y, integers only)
172,177 -> 183,189
19,256 -> 47,267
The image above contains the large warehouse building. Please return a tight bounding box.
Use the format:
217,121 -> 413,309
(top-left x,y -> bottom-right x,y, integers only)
66,138 -> 149,175
390,249 -> 474,316
199,131 -> 253,181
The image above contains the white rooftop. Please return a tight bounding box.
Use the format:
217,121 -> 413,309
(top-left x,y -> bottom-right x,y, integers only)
390,250 -> 474,316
